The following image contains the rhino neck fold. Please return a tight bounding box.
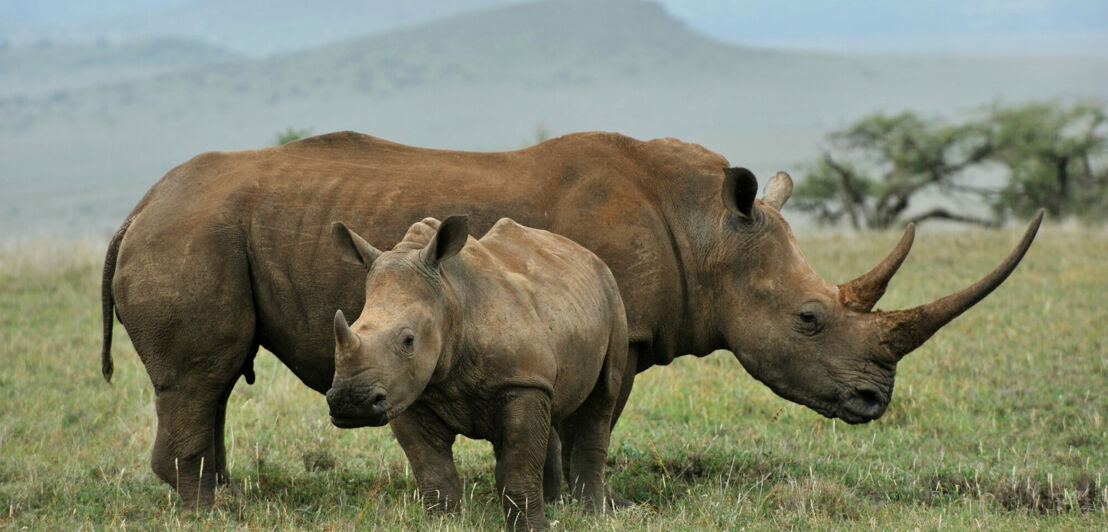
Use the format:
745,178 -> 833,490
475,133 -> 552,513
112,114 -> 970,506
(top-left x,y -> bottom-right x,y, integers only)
428,263 -> 467,385
658,194 -> 734,359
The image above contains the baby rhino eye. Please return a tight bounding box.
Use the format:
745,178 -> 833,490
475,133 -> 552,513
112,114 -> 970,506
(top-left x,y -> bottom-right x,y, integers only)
398,325 -> 416,350
799,311 -> 817,323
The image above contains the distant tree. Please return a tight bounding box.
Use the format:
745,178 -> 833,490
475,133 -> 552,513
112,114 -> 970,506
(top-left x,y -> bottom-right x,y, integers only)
274,127 -> 312,146
534,123 -> 551,143
793,112 -> 995,229
984,101 -> 1108,221
519,123 -> 553,149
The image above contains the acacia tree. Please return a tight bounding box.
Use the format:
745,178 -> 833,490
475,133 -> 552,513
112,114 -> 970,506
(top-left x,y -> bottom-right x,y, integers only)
793,112 -> 995,230
985,101 -> 1107,221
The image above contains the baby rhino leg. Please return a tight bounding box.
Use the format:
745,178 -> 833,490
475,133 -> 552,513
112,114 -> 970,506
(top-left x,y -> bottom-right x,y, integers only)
494,388 -> 552,531
390,407 -> 463,513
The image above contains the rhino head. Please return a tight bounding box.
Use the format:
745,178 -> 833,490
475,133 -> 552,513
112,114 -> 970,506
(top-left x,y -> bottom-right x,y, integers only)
324,216 -> 469,428
710,168 -> 1042,424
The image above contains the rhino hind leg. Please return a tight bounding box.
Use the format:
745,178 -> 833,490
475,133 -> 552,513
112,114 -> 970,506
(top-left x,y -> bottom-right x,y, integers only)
114,239 -> 257,509
149,372 -> 243,509
138,325 -> 255,509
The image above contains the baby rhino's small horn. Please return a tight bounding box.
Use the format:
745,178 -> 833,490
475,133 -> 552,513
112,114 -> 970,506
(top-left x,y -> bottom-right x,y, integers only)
334,309 -> 360,351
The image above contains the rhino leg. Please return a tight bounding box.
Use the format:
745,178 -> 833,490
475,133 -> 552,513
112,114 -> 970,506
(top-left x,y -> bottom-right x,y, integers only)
559,419 -> 575,484
609,341 -> 641,431
542,427 -> 562,503
390,407 -> 463,513
139,323 -> 254,509
563,344 -> 627,512
149,373 -> 243,509
494,388 -> 552,532
114,235 -> 256,509
561,342 -> 639,509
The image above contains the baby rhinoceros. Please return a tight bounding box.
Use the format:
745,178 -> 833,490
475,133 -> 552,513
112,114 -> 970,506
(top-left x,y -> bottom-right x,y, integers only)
326,215 -> 628,531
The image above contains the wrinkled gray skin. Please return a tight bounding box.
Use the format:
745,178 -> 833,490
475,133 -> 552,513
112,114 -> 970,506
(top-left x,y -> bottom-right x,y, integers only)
101,132 -> 1042,508
326,216 -> 627,531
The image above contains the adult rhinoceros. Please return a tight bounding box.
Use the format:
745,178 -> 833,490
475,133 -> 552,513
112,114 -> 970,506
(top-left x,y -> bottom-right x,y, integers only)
101,131 -> 1041,508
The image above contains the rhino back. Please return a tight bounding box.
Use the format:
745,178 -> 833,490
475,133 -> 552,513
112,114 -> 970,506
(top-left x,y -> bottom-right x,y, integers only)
444,218 -> 623,420
114,130 -> 724,391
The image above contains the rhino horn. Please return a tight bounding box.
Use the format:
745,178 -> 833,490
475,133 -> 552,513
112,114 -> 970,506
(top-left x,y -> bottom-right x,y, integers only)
878,210 -> 1043,361
838,223 -> 916,312
762,171 -> 794,210
334,309 -> 361,351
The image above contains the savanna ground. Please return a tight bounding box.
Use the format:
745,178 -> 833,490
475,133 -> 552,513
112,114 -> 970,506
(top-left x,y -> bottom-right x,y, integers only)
1,224 -> 1105,530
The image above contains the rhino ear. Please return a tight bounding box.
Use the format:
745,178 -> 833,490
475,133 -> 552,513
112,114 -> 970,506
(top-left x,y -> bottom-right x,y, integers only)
721,167 -> 758,218
331,222 -> 382,269
421,215 -> 469,265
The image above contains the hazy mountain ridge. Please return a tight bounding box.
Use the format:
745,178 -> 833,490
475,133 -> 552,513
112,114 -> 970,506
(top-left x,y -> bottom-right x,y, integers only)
1,0 -> 527,56
0,37 -> 239,98
1,0 -> 1106,240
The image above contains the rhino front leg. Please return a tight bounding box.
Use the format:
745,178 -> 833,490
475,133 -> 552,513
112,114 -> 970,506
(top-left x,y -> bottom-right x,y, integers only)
543,427 -> 562,503
563,348 -> 624,512
561,342 -> 639,510
389,408 -> 463,513
494,388 -> 552,531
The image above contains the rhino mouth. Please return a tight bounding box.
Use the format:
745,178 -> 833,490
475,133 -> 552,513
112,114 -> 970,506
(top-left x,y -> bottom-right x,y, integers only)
330,414 -> 389,428
836,387 -> 889,424
326,385 -> 393,428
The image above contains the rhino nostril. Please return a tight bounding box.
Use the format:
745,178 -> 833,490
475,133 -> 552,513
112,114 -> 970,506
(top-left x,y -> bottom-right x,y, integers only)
857,387 -> 880,403
367,391 -> 389,416
369,391 -> 386,406
853,387 -> 884,416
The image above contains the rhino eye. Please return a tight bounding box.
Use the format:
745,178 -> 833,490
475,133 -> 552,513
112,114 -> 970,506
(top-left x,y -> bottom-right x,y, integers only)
795,311 -> 823,335
397,328 -> 415,353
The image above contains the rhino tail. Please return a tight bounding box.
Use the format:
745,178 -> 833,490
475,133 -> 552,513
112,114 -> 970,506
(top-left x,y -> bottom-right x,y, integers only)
101,216 -> 133,384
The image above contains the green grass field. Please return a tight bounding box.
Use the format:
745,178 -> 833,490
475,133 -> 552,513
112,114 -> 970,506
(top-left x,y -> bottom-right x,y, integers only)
1,226 -> 1105,530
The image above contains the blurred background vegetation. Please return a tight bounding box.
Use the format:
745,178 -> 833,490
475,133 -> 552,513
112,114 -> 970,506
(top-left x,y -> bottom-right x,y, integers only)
793,100 -> 1108,229
274,126 -> 312,145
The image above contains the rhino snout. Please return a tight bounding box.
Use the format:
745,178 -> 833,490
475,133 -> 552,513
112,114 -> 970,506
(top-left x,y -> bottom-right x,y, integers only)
326,386 -> 391,428
840,386 -> 889,424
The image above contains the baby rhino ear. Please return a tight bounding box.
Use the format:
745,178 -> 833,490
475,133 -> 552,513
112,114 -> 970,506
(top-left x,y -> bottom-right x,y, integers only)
421,215 -> 469,265
331,221 -> 382,269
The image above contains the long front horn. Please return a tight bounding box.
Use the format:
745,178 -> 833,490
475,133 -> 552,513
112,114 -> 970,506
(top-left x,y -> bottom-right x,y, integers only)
839,223 -> 916,312
334,309 -> 361,351
878,210 -> 1044,360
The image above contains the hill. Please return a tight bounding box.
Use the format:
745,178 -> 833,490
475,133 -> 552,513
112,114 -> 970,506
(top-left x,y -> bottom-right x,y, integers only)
0,0 -> 523,57
2,0 -> 1106,240
0,37 -> 239,98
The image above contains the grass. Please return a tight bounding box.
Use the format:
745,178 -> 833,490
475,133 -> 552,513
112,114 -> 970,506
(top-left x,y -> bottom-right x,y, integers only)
1,225 -> 1105,530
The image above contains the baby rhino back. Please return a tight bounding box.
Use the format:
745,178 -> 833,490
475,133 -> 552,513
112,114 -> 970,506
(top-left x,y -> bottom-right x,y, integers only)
459,218 -> 626,420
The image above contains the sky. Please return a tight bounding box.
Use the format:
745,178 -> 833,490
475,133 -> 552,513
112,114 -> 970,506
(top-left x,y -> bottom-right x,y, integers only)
663,0 -> 1108,55
1,0 -> 1106,56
